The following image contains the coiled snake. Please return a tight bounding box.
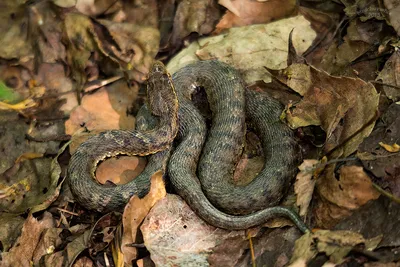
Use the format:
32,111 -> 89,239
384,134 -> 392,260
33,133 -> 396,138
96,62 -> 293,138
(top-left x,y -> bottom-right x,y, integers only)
68,60 -> 309,233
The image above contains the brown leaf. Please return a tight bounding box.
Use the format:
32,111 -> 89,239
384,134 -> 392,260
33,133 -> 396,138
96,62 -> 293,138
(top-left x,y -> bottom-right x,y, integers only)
285,64 -> 379,158
140,194 -> 245,266
169,0 -> 221,47
376,50 -> 400,101
383,0 -> 400,35
0,214 -> 25,251
76,0 -> 121,16
0,2 -> 32,59
168,16 -> 316,85
315,165 -> 380,228
96,20 -> 160,81
291,229 -> 380,264
334,197 -> 400,248
1,212 -> 55,266
117,0 -> 158,28
96,156 -> 147,185
319,21 -> 373,76
290,232 -> 318,265
295,160 -> 319,217
358,103 -> 400,196
32,228 -> 63,265
36,63 -> 77,115
216,0 -> 297,32
65,81 -> 137,151
121,171 -> 166,264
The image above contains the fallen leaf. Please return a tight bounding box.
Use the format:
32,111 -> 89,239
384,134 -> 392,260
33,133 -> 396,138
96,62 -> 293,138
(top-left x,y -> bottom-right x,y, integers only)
76,0 -> 121,16
376,50 -> 400,101
116,0 -> 158,28
32,228 -> 63,265
42,228 -> 92,266
121,170 -> 166,265
319,19 -> 379,76
0,2 -> 32,59
210,227 -> 303,267
291,229 -> 381,264
169,0 -> 221,48
295,160 -> 319,216
96,156 -> 147,185
36,63 -> 77,115
89,212 -> 122,254
168,15 -> 316,84
0,81 -> 22,103
335,196 -> 400,248
379,142 -> 400,152
315,165 -> 380,228
383,0 -> 400,35
343,0 -> 387,21
65,81 -> 138,151
1,212 -> 55,266
0,213 -> 25,251
0,140 -> 69,214
285,64 -> 379,158
358,103 -> 400,197
97,20 -> 160,82
289,232 -> 318,265
141,194 -> 245,266
216,0 -> 297,32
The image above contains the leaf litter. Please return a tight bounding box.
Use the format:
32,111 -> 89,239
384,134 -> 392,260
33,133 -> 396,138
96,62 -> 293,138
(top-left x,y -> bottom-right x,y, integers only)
0,0 -> 400,266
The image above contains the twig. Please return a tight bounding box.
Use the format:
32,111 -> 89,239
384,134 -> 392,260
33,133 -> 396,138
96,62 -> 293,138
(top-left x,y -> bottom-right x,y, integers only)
372,183 -> 400,204
247,231 -> 256,267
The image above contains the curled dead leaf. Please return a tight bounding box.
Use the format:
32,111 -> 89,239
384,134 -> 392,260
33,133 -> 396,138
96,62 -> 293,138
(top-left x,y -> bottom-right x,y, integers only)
379,142 -> 400,153
295,159 -> 319,217
285,64 -> 379,158
315,165 -> 380,228
121,171 -> 166,265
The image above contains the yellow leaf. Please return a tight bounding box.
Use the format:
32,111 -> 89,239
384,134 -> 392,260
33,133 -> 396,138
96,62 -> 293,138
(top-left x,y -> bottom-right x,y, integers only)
379,142 -> 400,152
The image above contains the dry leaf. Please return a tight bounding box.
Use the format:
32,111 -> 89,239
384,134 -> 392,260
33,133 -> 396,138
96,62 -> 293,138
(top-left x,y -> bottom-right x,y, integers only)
379,142 -> 400,152
358,103 -> 400,196
121,171 -> 166,265
168,15 -> 316,84
96,156 -> 147,185
0,2 -> 32,59
65,81 -> 137,151
315,165 -> 380,228
1,212 -> 55,266
97,20 -> 160,81
141,194 -> 245,266
216,0 -> 297,32
291,229 -> 381,264
383,0 -> 400,35
285,64 -> 379,158
376,50 -> 400,101
76,0 -> 121,16
319,19 -> 374,76
169,0 -> 221,47
295,160 -> 319,216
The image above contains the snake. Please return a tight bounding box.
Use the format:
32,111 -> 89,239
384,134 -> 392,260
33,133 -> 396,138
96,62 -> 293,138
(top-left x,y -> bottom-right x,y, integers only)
67,60 -> 309,233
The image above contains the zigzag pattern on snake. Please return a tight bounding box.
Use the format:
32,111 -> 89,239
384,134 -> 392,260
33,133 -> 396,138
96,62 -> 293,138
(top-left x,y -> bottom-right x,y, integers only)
67,60 -> 309,233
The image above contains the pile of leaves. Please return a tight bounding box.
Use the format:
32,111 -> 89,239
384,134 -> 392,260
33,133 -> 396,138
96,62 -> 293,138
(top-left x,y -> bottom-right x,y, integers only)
0,0 -> 399,266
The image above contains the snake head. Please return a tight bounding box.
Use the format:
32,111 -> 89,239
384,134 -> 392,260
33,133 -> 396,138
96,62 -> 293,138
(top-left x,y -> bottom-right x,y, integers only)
147,61 -> 177,117
149,61 -> 168,75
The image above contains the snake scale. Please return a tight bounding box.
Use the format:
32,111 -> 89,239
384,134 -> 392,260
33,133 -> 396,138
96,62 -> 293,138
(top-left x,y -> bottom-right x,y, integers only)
68,60 -> 309,233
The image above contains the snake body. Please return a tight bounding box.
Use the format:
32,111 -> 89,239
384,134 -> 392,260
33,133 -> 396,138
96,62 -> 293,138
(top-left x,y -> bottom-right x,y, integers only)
68,60 -> 308,233
68,61 -> 179,211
